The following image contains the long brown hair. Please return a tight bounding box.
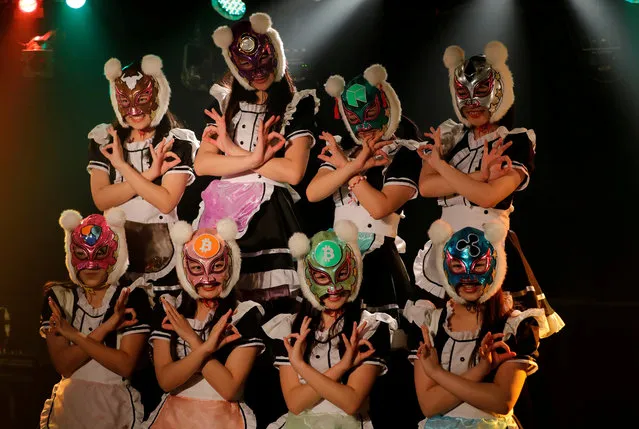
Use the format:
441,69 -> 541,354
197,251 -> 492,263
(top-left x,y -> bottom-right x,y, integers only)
469,288 -> 512,365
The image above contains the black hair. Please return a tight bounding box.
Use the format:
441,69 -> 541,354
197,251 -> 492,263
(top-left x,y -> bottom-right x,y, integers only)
217,70 -> 296,137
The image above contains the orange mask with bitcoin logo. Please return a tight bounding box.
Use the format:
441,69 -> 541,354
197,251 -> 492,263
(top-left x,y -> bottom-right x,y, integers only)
182,228 -> 231,298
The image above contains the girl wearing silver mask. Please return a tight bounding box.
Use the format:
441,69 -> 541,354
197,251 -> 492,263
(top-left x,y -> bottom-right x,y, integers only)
414,41 -> 563,339
194,12 -> 318,314
404,220 -> 546,429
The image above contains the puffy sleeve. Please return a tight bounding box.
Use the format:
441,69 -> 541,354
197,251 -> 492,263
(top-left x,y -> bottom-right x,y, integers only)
280,90 -> 319,149
119,287 -> 152,337
502,309 -> 543,375
86,123 -> 113,176
227,300 -> 266,354
261,313 -> 297,368
383,145 -> 421,199
403,300 -> 439,362
358,311 -> 398,375
499,128 -> 536,191
164,128 -> 200,186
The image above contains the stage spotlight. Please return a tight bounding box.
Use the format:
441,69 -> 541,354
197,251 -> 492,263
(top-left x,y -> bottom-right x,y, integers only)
21,30 -> 55,78
65,0 -> 86,9
18,0 -> 38,13
211,0 -> 246,21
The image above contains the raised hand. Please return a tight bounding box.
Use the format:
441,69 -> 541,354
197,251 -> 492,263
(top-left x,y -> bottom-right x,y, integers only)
417,127 -> 445,168
339,321 -> 376,370
202,108 -> 233,153
416,324 -> 440,375
100,126 -> 127,169
147,137 -> 181,180
481,138 -> 513,181
318,131 -> 348,168
251,115 -> 286,168
353,139 -> 390,173
202,309 -> 242,355
362,129 -> 394,153
283,316 -> 312,371
478,332 -> 517,371
103,287 -> 138,332
160,296 -> 202,348
47,298 -> 76,339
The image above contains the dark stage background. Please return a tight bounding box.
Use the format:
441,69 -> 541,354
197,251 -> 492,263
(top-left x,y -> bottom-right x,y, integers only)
1,0 -> 637,427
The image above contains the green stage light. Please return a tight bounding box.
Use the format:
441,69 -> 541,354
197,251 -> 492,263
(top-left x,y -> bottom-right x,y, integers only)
66,0 -> 86,8
212,0 -> 246,21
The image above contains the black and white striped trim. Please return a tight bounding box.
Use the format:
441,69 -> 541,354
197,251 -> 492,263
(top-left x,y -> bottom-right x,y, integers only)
285,130 -> 316,148
274,355 -> 291,366
384,178 -> 418,199
318,162 -> 337,171
149,330 -> 172,342
511,161 -> 530,191
121,324 -> 151,336
87,160 -> 109,174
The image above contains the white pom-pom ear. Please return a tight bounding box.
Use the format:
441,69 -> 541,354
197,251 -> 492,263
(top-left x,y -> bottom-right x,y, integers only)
363,64 -> 388,86
288,233 -> 311,259
170,221 -> 194,246
443,45 -> 465,70
484,41 -> 508,65
324,75 -> 345,98
428,220 -> 454,245
212,26 -> 234,49
141,54 -> 163,76
216,218 -> 239,241
250,12 -> 273,34
59,210 -> 82,231
104,207 -> 126,228
483,221 -> 508,244
334,220 -> 358,244
104,58 -> 122,81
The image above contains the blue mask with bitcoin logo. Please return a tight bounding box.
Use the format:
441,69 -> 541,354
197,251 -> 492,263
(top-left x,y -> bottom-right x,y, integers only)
443,227 -> 496,289
303,230 -> 358,303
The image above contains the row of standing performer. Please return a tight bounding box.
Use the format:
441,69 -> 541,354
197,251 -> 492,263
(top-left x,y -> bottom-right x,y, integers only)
38,11 -> 564,429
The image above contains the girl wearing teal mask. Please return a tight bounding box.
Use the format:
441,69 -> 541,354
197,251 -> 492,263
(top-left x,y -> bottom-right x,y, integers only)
404,220 -> 546,429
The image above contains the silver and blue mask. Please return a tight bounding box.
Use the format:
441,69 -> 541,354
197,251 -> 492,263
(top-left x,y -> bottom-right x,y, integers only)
443,227 -> 496,289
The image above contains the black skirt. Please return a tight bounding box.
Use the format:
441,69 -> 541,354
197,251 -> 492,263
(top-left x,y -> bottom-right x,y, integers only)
234,187 -> 302,321
359,236 -> 413,321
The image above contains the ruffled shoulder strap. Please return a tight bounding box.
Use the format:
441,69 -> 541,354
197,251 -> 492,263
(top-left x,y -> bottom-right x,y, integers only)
262,313 -> 296,340
209,83 -> 231,114
503,308 -> 547,341
496,126 -> 536,153
126,277 -> 156,309
232,300 -> 265,325
403,299 -> 442,338
87,123 -> 112,145
359,310 -> 399,340
50,285 -> 76,322
438,118 -> 467,154
280,89 -> 320,135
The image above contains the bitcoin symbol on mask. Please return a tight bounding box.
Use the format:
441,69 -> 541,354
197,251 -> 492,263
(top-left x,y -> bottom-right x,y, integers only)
322,245 -> 335,264
199,238 -> 212,254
